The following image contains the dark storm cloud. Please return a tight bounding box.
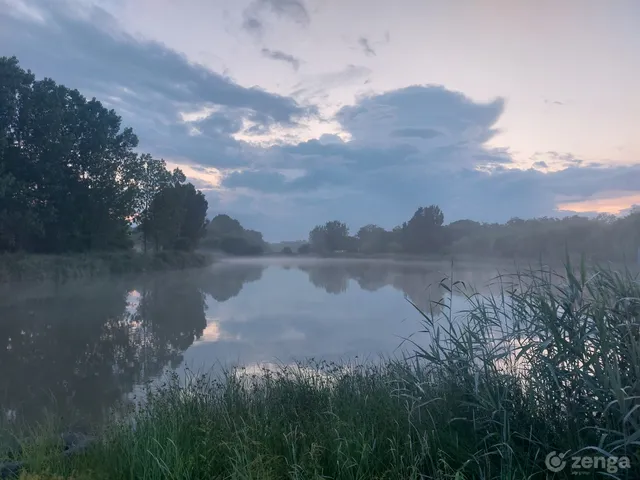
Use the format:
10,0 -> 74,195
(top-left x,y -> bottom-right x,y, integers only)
261,48 -> 301,70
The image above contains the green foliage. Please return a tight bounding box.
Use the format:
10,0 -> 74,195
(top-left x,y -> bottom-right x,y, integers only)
447,212 -> 640,262
135,154 -> 180,252
309,207 -> 447,255
356,224 -> 390,254
297,243 -> 311,254
0,56 -> 209,257
142,183 -> 208,252
309,220 -> 353,253
308,205 -> 640,261
200,214 -> 266,255
0,57 -> 140,253
402,205 -> 446,253
268,240 -> 306,253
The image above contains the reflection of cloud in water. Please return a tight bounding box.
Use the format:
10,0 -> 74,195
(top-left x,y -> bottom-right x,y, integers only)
176,259 -> 515,375
180,266 -> 428,370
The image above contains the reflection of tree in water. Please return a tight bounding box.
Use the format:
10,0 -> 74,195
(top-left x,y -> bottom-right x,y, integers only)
297,262 -> 445,313
0,274 -> 208,428
0,281 -> 137,427
134,275 -> 208,371
344,263 -> 392,292
299,264 -> 350,294
389,267 -> 445,313
198,264 -> 265,302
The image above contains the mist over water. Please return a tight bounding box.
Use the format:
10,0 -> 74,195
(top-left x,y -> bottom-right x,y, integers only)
0,258 -> 525,428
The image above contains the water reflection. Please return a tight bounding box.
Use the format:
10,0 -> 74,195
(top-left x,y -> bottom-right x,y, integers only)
298,260 -> 446,312
0,258 -> 502,428
198,263 -> 264,302
0,280 -> 138,427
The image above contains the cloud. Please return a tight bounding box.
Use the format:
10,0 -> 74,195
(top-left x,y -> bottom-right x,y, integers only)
260,0 -> 309,24
0,0 -> 316,169
358,37 -> 376,56
389,128 -> 441,139
242,0 -> 310,36
335,86 -> 505,156
1,1 -> 307,122
261,48 -> 301,70
219,85 -> 640,239
291,64 -> 372,104
242,16 -> 264,36
3,1 -> 639,241
529,151 -> 606,170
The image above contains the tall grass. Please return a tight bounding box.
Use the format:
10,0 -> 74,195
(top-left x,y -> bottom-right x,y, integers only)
6,261 -> 640,479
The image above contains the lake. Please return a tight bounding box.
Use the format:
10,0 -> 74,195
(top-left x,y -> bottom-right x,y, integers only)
0,257 -> 528,429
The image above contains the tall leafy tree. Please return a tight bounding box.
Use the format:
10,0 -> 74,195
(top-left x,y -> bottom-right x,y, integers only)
0,56 -> 143,253
200,214 -> 266,255
403,205 -> 445,253
136,154 -> 184,252
143,182 -> 208,251
309,221 -> 350,252
357,224 -> 389,253
0,56 -> 212,255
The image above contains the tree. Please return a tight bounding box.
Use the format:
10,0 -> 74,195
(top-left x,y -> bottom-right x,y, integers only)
136,155 -> 183,252
143,182 -> 208,251
281,246 -> 293,255
403,205 -> 445,253
325,221 -> 349,251
207,214 -> 244,237
0,56 -> 144,253
297,243 -> 311,254
174,183 -> 208,250
309,225 -> 328,253
356,224 -> 389,253
0,56 -> 214,255
200,214 -> 265,255
309,221 -> 349,253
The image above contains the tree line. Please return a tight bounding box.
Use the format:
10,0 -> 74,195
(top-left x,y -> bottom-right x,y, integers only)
301,205 -> 640,262
0,57 -> 207,254
5,55 -> 637,262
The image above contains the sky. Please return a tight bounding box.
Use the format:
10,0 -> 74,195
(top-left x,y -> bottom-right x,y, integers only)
1,0 -> 639,240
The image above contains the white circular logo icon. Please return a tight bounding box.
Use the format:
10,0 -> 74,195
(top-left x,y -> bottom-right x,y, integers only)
545,451 -> 567,472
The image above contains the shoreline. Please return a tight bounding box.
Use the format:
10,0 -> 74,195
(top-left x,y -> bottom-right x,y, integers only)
0,251 -> 215,284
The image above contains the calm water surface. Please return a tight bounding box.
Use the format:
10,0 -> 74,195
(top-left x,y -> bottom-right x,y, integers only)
0,257 -> 520,428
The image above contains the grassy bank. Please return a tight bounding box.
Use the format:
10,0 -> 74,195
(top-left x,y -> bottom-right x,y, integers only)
0,250 -> 214,284
4,262 -> 640,479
